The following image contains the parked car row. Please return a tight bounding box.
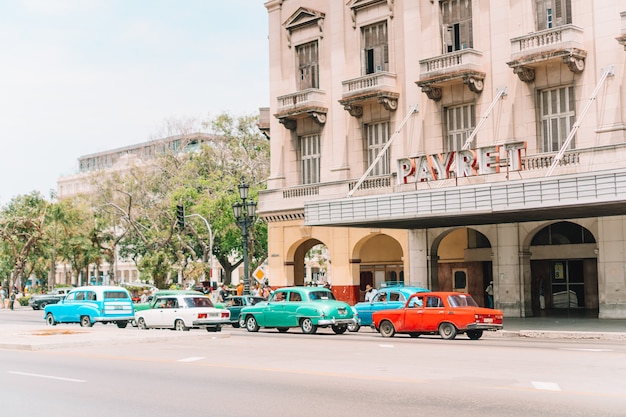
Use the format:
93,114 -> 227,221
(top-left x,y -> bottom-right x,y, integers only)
40,284 -> 503,340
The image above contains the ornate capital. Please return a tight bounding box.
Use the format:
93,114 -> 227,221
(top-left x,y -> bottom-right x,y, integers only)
563,55 -> 585,73
464,75 -> 484,93
310,111 -> 327,125
378,96 -> 398,111
513,66 -> 535,83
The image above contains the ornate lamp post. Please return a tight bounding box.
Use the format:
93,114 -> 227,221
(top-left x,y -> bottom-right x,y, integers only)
232,181 -> 257,295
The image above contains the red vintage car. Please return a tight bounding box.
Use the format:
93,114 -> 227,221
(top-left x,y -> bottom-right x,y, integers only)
372,291 -> 503,340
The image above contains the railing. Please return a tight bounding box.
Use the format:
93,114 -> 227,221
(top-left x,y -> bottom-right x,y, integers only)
276,89 -> 326,113
341,72 -> 397,96
510,24 -> 584,56
525,152 -> 580,170
419,49 -> 483,75
348,175 -> 393,191
283,184 -> 320,199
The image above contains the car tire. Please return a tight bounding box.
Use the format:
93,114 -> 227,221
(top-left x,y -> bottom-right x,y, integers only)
277,327 -> 289,333
379,320 -> 396,338
116,321 -> 128,329
39,302 -> 47,309
466,329 -> 483,340
439,322 -> 457,340
300,318 -> 317,334
45,313 -> 56,326
331,324 -> 347,334
80,316 -> 93,328
245,316 -> 260,332
238,316 -> 246,328
137,317 -> 148,330
174,319 -> 188,331
347,322 -> 360,332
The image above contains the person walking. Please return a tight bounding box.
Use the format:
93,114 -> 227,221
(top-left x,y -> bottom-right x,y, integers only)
485,281 -> 494,308
9,290 -> 16,310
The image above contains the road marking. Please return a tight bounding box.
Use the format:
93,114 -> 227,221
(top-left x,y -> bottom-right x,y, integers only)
178,357 -> 205,362
561,348 -> 612,352
9,371 -> 85,383
379,344 -> 395,348
532,381 -> 561,391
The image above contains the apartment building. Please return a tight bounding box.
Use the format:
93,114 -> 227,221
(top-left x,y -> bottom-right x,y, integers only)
259,0 -> 626,318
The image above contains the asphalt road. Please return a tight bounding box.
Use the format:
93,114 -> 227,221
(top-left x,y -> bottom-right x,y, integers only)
1,310 -> 624,417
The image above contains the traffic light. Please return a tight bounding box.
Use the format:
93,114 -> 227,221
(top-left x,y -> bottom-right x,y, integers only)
176,205 -> 185,230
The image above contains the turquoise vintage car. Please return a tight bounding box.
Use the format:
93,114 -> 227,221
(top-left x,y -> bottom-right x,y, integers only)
239,287 -> 357,334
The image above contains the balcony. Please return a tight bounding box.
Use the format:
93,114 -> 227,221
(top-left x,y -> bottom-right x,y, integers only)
507,25 -> 587,82
274,89 -> 327,130
616,11 -> 626,50
339,72 -> 399,117
416,49 -> 485,101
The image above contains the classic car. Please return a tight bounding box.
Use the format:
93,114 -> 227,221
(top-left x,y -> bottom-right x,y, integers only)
372,291 -> 503,340
133,289 -> 207,312
239,287 -> 357,334
349,285 -> 430,331
222,295 -> 267,327
44,286 -> 135,328
134,293 -> 230,331
28,287 -> 73,310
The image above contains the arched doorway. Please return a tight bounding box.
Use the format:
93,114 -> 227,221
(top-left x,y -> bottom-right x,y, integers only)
433,228 -> 492,307
354,234 -> 403,301
290,239 -> 330,286
529,221 -> 598,317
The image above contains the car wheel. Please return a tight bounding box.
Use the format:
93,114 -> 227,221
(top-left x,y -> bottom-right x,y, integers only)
379,320 -> 396,338
277,327 -> 289,333
39,302 -> 47,309
466,329 -> 483,340
137,317 -> 148,330
174,319 -> 188,331
331,324 -> 347,334
245,316 -> 259,332
238,316 -> 246,328
116,321 -> 128,329
80,316 -> 93,328
439,322 -> 457,340
45,313 -> 56,326
347,322 -> 360,332
300,318 -> 317,334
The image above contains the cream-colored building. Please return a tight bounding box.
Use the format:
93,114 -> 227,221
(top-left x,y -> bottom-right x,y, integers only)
259,0 -> 626,319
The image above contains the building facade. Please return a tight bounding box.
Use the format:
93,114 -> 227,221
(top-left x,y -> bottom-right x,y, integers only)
259,0 -> 626,319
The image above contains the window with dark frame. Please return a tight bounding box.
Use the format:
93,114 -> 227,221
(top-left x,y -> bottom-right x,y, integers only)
297,41 -> 319,90
362,21 -> 388,74
535,0 -> 572,30
441,0 -> 473,53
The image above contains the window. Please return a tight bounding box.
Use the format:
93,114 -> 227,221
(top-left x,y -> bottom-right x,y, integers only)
297,41 -> 319,90
536,0 -> 571,30
300,134 -> 320,184
365,121 -> 390,176
441,0 -> 473,53
539,86 -> 575,152
362,21 -> 388,74
445,104 -> 475,151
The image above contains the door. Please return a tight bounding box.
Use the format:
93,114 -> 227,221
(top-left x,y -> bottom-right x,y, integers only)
550,260 -> 584,309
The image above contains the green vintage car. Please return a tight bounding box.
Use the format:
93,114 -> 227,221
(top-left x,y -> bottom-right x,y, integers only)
239,286 -> 357,334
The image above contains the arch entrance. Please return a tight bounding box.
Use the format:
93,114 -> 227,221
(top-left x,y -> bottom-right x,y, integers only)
290,239 -> 330,286
529,221 -> 598,317
354,234 -> 403,302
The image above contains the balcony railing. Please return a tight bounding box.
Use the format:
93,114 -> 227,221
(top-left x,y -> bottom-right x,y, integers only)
419,49 -> 483,78
276,89 -> 326,114
510,24 -> 584,59
341,72 -> 397,97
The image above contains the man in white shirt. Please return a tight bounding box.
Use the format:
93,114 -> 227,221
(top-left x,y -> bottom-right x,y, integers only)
364,284 -> 378,302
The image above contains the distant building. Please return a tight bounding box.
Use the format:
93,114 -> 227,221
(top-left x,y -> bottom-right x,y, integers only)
259,0 -> 626,319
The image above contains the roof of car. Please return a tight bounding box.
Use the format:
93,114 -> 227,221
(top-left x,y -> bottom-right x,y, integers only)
379,286 -> 430,294
274,286 -> 331,293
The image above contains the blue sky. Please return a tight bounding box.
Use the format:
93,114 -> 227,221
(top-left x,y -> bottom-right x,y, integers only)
0,0 -> 269,205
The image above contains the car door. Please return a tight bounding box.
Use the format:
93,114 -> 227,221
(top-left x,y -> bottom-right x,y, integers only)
402,295 -> 425,331
151,297 -> 175,327
421,295 -> 446,331
263,290 -> 288,327
283,290 -> 302,326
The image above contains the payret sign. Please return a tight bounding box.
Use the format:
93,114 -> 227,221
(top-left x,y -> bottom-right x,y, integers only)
397,141 -> 527,184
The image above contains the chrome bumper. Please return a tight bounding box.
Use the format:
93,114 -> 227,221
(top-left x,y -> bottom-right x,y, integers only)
317,317 -> 358,326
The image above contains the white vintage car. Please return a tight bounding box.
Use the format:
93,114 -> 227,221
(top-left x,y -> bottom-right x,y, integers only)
134,294 -> 230,332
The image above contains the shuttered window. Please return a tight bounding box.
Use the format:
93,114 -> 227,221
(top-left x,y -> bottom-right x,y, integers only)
441,0 -> 473,53
445,104 -> 475,152
539,86 -> 575,152
300,134 -> 320,184
365,122 -> 390,176
297,41 -> 319,90
362,21 -> 388,74
536,0 -> 572,30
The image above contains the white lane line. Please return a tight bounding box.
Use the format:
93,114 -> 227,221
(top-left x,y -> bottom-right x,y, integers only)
178,357 -> 205,362
9,371 -> 85,383
378,344 -> 395,349
532,381 -> 561,391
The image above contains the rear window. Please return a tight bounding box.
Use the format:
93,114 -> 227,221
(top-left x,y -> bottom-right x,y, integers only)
308,291 -> 336,301
184,297 -> 214,308
104,291 -> 130,300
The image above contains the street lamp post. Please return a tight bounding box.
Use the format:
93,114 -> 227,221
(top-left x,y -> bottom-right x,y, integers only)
232,181 -> 257,295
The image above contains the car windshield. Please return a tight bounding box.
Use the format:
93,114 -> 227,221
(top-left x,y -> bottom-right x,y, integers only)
447,294 -> 479,307
184,297 -> 214,308
308,291 -> 336,301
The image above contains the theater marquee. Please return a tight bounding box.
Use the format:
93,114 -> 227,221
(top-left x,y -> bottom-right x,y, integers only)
397,141 -> 527,184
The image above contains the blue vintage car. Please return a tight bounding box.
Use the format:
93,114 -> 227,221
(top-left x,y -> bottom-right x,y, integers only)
349,285 -> 430,332
43,286 -> 135,328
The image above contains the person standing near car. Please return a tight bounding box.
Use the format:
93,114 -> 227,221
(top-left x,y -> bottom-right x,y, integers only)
364,284 -> 378,302
9,290 -> 16,310
218,284 -> 228,302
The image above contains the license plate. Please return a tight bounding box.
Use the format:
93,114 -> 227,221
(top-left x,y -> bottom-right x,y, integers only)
484,318 -> 493,323
209,313 -> 218,317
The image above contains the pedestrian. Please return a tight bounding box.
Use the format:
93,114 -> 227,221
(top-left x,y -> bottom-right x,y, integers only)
140,290 -> 149,303
485,281 -> 494,308
9,290 -> 16,310
364,284 -> 378,302
236,281 -> 244,296
218,284 -> 228,303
